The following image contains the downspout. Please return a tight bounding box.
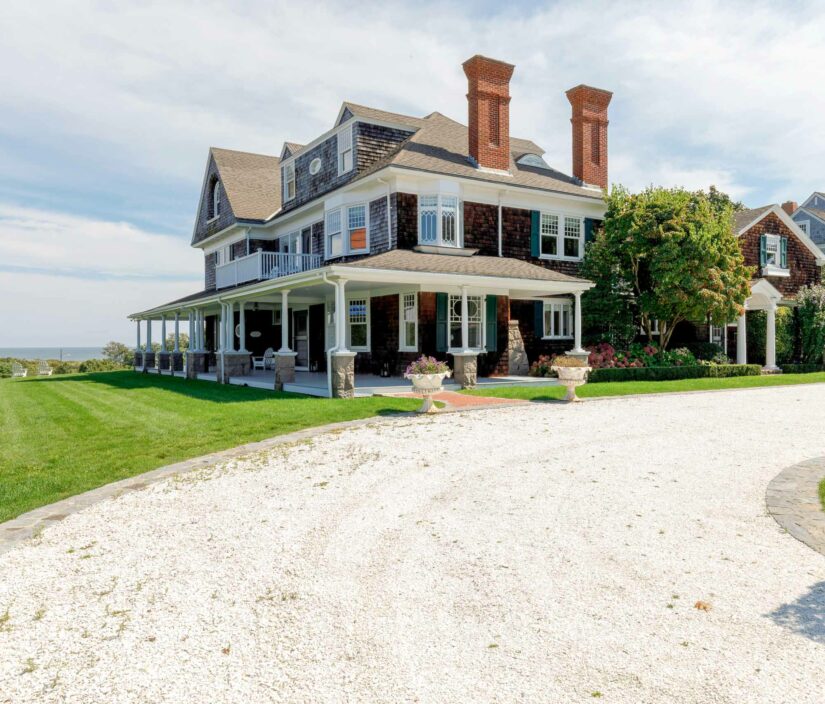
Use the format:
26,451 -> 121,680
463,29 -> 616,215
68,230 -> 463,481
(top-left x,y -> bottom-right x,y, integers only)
321,271 -> 338,398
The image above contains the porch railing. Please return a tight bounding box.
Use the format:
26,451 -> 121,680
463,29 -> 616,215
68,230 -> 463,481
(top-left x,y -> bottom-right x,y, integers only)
215,251 -> 323,289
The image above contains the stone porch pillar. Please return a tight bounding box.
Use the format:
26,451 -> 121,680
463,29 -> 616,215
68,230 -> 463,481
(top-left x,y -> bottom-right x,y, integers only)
331,352 -> 356,398
452,353 -> 478,388
765,304 -> 779,372
737,313 -> 747,365
507,320 -> 529,375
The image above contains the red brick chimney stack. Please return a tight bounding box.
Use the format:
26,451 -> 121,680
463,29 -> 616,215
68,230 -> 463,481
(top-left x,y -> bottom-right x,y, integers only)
781,201 -> 797,216
462,55 -> 515,172
566,85 -> 613,189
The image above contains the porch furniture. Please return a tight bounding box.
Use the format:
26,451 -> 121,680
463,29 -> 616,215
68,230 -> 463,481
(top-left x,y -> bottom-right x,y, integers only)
37,360 -> 53,376
11,362 -> 27,378
252,348 -> 275,371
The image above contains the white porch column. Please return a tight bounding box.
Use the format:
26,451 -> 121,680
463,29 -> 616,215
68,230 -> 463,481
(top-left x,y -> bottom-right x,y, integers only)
238,302 -> 248,353
146,319 -> 152,349
460,285 -> 470,352
226,302 -> 235,352
173,313 -> 180,352
160,315 -> 167,353
335,279 -> 349,352
187,311 -> 194,350
218,305 -> 226,352
765,304 -> 777,371
279,290 -> 292,352
572,291 -> 584,353
135,320 -> 141,352
736,313 -> 747,364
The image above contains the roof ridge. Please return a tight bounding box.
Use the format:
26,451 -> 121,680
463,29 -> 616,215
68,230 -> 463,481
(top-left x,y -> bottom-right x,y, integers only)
211,146 -> 280,160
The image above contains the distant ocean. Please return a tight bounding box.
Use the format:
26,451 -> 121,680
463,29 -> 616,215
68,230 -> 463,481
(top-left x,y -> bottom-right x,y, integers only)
0,347 -> 104,362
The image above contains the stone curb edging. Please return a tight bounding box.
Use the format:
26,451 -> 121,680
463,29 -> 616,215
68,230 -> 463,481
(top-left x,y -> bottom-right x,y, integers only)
766,457 -> 825,558
0,413 -> 424,557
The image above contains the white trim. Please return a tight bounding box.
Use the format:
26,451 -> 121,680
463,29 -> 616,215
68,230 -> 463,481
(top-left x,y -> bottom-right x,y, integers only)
213,181 -> 222,219
418,193 -> 462,248
541,298 -> 574,340
346,295 -> 370,351
398,291 -> 418,352
538,211 -> 584,262
337,123 -> 354,176
796,219 -> 811,236
282,160 -> 296,202
324,202 -> 369,260
446,293 -> 485,353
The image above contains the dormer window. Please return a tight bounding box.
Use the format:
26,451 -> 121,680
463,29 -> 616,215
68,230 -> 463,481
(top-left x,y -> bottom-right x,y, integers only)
418,195 -> 460,247
337,125 -> 353,175
212,181 -> 222,218
760,233 -> 789,277
283,162 -> 296,202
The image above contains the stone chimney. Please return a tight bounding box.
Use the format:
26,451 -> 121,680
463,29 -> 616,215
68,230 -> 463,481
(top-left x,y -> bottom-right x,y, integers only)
566,85 -> 613,189
781,201 -> 797,216
462,55 -> 515,172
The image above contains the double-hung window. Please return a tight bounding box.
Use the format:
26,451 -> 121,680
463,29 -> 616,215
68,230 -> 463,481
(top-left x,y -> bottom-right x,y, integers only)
212,181 -> 222,219
338,125 -> 353,175
399,292 -> 418,351
448,294 -> 483,350
283,162 -> 296,201
325,204 -> 368,259
760,233 -> 788,274
419,195 -> 460,247
348,297 -> 369,350
543,300 -> 573,339
540,212 -> 583,260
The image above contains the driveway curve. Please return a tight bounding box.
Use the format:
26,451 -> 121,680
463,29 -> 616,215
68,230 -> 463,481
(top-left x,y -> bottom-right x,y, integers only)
1,385 -> 824,703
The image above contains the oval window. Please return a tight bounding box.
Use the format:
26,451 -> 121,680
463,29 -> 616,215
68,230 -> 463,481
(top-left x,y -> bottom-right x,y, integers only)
250,331 -> 262,338
309,158 -> 322,175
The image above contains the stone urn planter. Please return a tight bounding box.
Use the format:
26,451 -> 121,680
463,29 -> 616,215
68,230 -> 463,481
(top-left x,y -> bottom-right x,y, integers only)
404,356 -> 451,413
551,356 -> 592,402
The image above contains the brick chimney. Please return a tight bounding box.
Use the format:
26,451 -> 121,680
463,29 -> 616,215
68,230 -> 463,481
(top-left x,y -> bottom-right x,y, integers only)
463,55 -> 515,171
566,84 -> 613,189
781,201 -> 797,216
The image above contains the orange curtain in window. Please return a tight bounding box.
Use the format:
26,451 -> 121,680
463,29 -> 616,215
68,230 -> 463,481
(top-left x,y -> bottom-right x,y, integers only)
349,227 -> 366,250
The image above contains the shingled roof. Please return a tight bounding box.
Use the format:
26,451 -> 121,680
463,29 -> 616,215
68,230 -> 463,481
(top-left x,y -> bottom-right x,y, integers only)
733,205 -> 773,233
211,147 -> 281,221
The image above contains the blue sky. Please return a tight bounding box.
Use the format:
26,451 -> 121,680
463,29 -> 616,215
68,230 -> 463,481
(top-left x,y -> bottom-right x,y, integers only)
1,0 -> 824,345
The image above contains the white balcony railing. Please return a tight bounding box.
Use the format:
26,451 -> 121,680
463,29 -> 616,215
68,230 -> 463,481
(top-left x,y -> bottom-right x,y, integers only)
215,250 -> 323,289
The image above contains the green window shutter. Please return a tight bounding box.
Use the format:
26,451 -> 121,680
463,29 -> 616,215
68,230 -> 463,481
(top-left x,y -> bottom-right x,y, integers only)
530,211 -> 540,257
780,237 -> 788,268
485,295 -> 498,351
759,234 -> 767,267
436,293 -> 448,352
534,300 -> 544,338
584,218 -> 596,244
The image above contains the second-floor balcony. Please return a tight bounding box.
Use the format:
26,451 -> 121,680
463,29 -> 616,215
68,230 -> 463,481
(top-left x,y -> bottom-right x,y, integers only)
216,250 -> 323,289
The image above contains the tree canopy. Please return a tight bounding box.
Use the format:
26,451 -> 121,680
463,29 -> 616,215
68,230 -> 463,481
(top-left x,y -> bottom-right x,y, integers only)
582,186 -> 753,349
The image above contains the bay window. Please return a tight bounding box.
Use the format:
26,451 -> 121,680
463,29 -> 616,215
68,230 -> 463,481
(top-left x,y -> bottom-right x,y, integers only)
419,195 -> 460,247
325,209 -> 343,258
325,204 -> 368,259
348,297 -> 369,350
449,294 -> 483,349
399,292 -> 418,351
543,300 -> 573,339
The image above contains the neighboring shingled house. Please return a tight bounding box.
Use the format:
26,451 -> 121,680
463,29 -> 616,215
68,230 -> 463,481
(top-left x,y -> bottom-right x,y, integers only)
785,193 -> 825,251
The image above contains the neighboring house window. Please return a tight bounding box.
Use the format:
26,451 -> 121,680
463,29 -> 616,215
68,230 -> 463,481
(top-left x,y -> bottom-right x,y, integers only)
760,233 -> 787,271
399,292 -> 418,351
543,300 -> 573,339
418,195 -> 460,247
448,294 -> 483,349
338,125 -> 353,175
283,162 -> 296,202
540,212 -> 583,260
797,220 -> 810,236
212,181 -> 222,219
347,297 -> 369,350
325,204 -> 368,259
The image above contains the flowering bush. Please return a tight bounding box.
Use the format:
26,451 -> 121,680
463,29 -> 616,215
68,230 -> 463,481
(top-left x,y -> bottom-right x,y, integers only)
585,342 -> 697,369
404,355 -> 450,376
528,355 -> 556,377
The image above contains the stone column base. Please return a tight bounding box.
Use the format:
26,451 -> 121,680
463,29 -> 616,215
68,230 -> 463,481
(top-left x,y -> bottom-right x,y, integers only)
219,352 -> 251,384
171,352 -> 184,372
142,352 -> 156,371
274,352 -> 297,390
133,351 -> 143,368
331,352 -> 357,398
507,320 -> 529,375
158,352 -> 171,372
186,352 -> 208,379
453,352 -> 478,389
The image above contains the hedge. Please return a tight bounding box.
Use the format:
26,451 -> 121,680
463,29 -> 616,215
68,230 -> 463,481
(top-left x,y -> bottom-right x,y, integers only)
779,364 -> 825,375
588,364 -> 762,383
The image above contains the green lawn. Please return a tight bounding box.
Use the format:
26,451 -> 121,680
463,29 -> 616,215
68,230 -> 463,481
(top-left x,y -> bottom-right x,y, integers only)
0,371 -> 418,523
464,372 -> 825,402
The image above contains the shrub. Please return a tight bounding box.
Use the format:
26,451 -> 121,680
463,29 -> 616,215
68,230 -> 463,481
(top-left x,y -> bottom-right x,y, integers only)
685,341 -> 725,361
586,342 -> 696,369
780,364 -> 825,374
78,358 -> 123,373
588,364 -> 761,383
796,284 -> 825,363
529,355 -> 556,378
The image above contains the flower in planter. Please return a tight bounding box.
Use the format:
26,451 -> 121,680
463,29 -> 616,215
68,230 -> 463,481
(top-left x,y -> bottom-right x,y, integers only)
404,355 -> 450,377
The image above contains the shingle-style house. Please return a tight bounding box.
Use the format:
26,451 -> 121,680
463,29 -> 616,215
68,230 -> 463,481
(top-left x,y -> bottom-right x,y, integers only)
725,204 -> 824,368
130,55 -> 610,396
786,193 -> 825,251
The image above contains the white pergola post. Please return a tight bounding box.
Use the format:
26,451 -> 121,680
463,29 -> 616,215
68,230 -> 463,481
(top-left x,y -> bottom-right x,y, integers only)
335,279 -> 348,352
460,285 -> 470,352
279,290 -> 292,352
135,320 -> 141,352
188,311 -> 194,351
196,310 -> 204,351
736,313 -> 747,364
173,313 -> 180,352
225,302 -> 235,352
238,302 -> 248,353
571,291 -> 584,353
160,315 -> 167,353
218,305 -> 226,352
765,304 -> 777,371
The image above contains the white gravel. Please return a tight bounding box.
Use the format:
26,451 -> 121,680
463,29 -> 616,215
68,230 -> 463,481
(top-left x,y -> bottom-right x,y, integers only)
2,385 -> 825,703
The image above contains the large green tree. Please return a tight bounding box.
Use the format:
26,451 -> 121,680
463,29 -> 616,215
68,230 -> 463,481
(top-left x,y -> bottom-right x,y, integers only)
583,186 -> 753,349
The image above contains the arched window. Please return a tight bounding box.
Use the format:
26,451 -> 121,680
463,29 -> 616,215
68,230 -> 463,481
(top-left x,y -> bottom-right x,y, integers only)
212,180 -> 222,218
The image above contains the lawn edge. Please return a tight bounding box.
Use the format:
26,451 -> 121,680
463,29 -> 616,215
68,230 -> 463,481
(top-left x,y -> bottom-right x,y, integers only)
0,412 -> 417,557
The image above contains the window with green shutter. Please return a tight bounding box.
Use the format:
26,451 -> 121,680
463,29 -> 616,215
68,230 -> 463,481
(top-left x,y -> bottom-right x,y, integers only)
485,295 -> 497,351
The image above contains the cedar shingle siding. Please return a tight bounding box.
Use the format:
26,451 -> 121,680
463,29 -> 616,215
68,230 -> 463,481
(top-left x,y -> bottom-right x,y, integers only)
355,123 -> 413,173
194,155 -> 237,245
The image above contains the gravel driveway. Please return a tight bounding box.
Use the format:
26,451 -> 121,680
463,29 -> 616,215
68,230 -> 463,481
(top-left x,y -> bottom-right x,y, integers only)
1,385 -> 824,703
